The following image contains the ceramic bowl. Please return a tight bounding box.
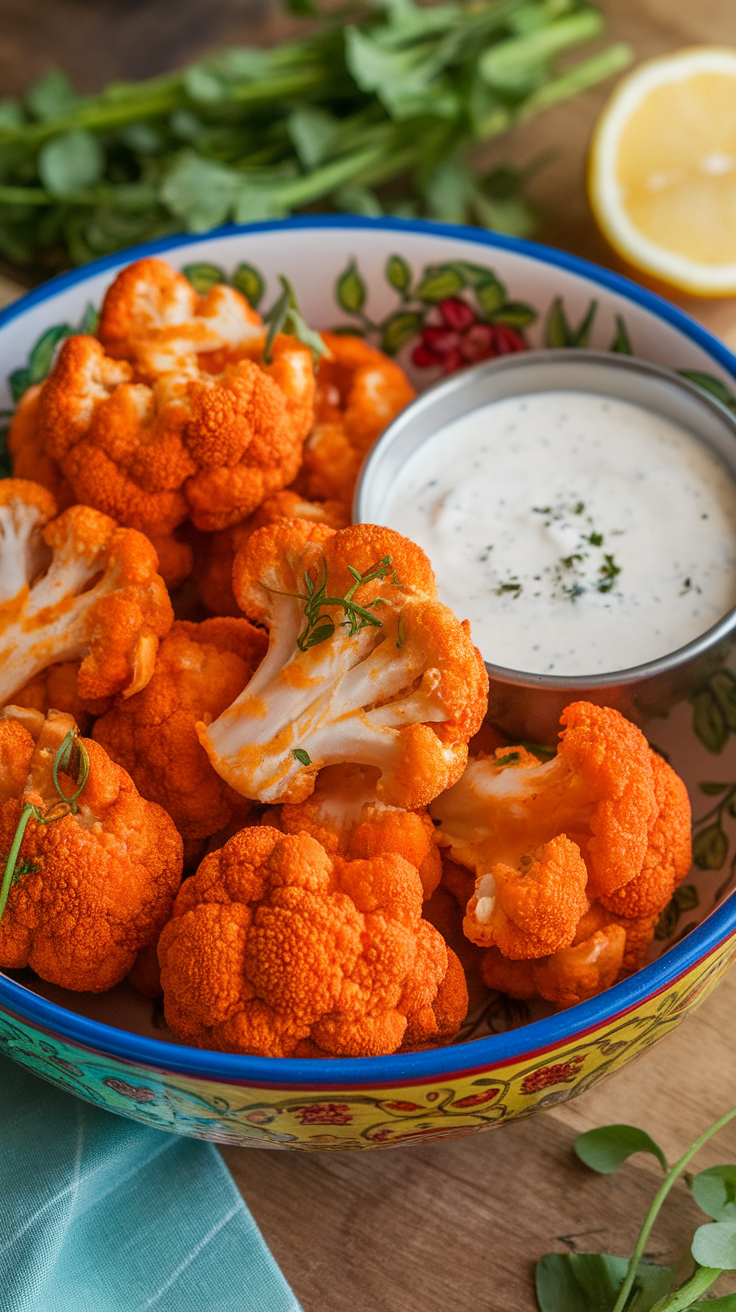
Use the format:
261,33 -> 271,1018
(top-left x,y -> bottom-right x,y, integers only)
2,216 -> 736,1152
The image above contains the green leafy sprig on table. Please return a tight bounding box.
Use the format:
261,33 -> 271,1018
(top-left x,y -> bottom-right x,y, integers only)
0,0 -> 631,275
537,1110 -> 736,1311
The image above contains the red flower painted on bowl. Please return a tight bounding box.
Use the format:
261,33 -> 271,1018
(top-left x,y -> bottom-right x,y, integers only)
296,1102 -> 353,1125
412,298 -> 528,374
520,1056 -> 585,1095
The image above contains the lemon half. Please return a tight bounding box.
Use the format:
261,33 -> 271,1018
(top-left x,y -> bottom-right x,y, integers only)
589,47 -> 736,296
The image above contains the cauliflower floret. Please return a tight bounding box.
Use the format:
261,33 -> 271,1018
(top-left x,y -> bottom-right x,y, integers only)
293,331 -> 416,511
431,703 -> 670,950
197,519 -> 488,807
600,750 -> 692,918
0,479 -> 172,707
158,825 -> 467,1057
0,710 -> 183,991
97,256 -> 263,376
9,259 -> 318,576
480,901 -> 658,1007
276,762 -> 441,898
94,617 -> 268,863
196,490 -> 349,618
12,662 -> 111,735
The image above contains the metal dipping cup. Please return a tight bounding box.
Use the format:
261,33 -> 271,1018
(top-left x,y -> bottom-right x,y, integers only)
354,349 -> 736,743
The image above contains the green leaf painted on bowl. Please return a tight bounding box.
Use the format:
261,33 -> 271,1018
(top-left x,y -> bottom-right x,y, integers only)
336,260 -> 367,315
386,254 -> 412,295
610,314 -> 632,354
414,265 -> 466,302
693,689 -> 728,753
232,263 -> 265,309
711,671 -> 736,731
28,324 -> 72,384
575,1124 -> 667,1174
700,782 -> 731,795
473,274 -> 506,316
693,823 -> 728,870
655,899 -> 680,941
183,262 -> 227,295
381,310 -> 422,356
490,300 -> 537,328
674,884 -> 699,912
678,369 -> 736,412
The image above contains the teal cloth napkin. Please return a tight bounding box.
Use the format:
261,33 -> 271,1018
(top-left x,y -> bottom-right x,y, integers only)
0,1056 -> 302,1312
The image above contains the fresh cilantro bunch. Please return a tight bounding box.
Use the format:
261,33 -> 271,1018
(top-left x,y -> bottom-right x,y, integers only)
537,1111 -> 736,1311
0,0 -> 630,275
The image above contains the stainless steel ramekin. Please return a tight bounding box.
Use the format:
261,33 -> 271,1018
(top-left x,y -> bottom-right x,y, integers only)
355,349 -> 736,743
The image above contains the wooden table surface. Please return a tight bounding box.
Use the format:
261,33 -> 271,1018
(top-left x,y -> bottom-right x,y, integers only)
4,0 -> 736,1307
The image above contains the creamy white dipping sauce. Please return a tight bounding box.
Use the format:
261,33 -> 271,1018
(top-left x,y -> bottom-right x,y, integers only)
382,389 -> 736,675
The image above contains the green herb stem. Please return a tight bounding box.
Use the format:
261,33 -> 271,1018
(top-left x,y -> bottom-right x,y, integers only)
611,1107 -> 736,1312
649,1265 -> 722,1311
0,802 -> 39,921
0,726 -> 89,924
519,42 -> 633,118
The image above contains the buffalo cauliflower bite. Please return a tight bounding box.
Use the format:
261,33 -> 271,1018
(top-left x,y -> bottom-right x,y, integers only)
196,489 -> 349,618
0,710 -> 183,991
431,704 -> 664,949
480,902 -> 658,1007
276,762 -> 442,898
0,479 -> 172,708
432,704 -> 691,965
96,256 -> 263,377
294,331 -> 416,511
157,825 -> 467,1057
9,259 -> 317,574
197,519 -> 488,807
93,617 -> 268,861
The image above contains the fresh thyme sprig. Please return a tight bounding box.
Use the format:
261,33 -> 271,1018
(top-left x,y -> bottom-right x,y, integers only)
0,726 -> 89,922
293,554 -> 400,651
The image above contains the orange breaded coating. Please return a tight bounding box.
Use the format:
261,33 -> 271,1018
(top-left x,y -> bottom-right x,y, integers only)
431,704 -> 676,951
9,259 -> 317,569
196,489 -> 349,618
480,901 -> 657,1007
276,762 -> 442,899
158,825 -> 467,1057
197,519 -> 488,807
7,384 -> 75,509
462,834 -> 590,957
294,332 -> 416,510
0,479 -> 172,708
12,662 -> 111,736
0,710 -> 183,992
93,617 -> 268,857
97,256 -> 263,376
601,750 -> 692,918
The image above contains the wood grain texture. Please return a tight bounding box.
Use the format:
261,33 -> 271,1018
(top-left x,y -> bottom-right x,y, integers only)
4,1 -> 736,1306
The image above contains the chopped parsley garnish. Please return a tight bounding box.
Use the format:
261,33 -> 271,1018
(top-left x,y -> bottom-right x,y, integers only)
597,553 -> 621,593
496,751 -> 521,766
292,748 -> 312,767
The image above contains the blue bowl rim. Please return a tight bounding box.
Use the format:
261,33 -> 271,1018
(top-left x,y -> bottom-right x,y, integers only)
1,213 -> 735,1091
